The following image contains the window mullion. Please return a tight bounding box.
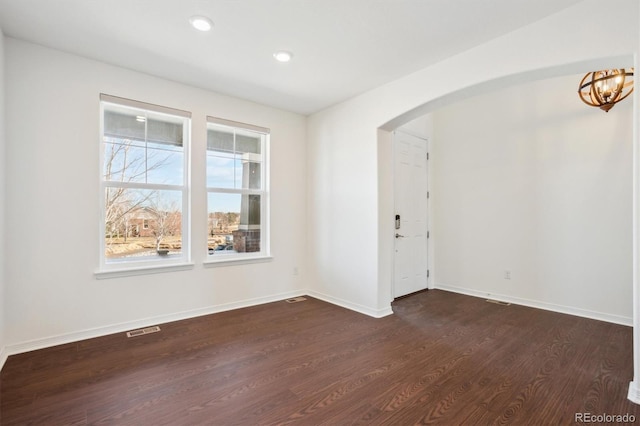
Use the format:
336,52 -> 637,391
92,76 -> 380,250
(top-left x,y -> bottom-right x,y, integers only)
144,115 -> 149,185
206,188 -> 263,196
104,181 -> 184,192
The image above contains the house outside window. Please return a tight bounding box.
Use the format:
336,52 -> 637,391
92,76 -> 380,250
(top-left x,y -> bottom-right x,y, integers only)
206,117 -> 269,261
99,94 -> 191,271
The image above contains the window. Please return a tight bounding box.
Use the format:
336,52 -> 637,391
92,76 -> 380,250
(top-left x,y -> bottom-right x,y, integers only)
99,94 -> 191,271
206,117 -> 269,261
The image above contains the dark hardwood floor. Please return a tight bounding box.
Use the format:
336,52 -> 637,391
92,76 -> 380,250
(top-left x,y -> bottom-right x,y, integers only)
1,290 -> 639,425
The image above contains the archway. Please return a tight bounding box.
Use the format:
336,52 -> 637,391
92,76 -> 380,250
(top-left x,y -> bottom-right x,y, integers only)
376,58 -> 639,404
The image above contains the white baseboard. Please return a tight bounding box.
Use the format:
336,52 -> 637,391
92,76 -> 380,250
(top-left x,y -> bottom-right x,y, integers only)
2,290 -> 307,360
0,345 -> 7,372
629,381 -> 640,405
307,290 -> 393,318
435,283 -> 632,326
1,289 -> 392,364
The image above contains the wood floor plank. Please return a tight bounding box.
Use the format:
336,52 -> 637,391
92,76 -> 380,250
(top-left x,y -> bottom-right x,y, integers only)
2,290 -> 639,425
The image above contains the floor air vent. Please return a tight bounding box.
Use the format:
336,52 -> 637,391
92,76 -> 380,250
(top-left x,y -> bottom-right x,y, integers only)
486,299 -> 511,306
126,326 -> 161,338
285,296 -> 307,304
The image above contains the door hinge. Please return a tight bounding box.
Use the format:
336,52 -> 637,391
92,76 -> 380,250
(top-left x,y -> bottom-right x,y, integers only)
427,231 -> 430,239
427,192 -> 430,199
427,270 -> 430,278
427,152 -> 429,160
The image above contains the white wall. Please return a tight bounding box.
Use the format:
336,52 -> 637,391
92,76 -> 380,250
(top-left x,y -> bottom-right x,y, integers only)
3,38 -> 307,352
432,73 -> 633,324
307,104 -> 384,315
307,0 -> 638,316
0,27 -> 6,364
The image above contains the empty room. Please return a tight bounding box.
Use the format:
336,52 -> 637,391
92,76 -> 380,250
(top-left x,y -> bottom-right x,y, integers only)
2,0 -> 640,424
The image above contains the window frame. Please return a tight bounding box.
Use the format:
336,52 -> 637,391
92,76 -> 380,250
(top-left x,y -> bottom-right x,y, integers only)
204,116 -> 271,265
96,94 -> 193,278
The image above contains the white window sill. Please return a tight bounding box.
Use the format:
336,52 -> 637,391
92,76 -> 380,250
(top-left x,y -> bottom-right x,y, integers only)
203,255 -> 273,267
95,262 -> 195,280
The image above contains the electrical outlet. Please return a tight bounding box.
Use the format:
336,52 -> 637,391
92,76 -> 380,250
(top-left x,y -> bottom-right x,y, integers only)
504,270 -> 511,280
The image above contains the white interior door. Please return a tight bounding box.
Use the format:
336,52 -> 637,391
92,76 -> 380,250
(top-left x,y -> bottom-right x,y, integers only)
393,131 -> 429,298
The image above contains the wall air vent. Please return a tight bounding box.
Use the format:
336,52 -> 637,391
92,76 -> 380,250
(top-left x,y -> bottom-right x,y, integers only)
126,326 -> 161,338
486,299 -> 511,306
285,296 -> 307,304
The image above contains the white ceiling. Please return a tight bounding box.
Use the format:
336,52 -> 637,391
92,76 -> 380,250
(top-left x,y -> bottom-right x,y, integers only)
0,0 -> 583,115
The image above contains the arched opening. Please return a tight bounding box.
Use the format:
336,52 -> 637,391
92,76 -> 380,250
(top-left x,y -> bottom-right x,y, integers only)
377,58 -> 639,403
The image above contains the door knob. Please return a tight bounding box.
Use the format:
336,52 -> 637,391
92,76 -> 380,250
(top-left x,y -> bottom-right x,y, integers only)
395,233 -> 405,238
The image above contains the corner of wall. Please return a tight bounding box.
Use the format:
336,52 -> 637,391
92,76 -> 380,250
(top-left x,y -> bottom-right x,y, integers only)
629,6 -> 640,406
0,26 -> 7,371
376,128 -> 394,309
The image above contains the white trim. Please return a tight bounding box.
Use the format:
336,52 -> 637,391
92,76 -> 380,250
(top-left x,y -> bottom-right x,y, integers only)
102,181 -> 185,191
629,381 -> 640,404
203,255 -> 273,267
630,44 -> 640,405
393,128 -> 429,141
94,262 -> 195,279
100,93 -> 192,118
0,291 -> 393,364
435,282 -> 632,326
307,290 -> 394,318
2,290 -> 306,358
206,187 -> 263,195
0,345 -> 8,372
207,116 -> 270,134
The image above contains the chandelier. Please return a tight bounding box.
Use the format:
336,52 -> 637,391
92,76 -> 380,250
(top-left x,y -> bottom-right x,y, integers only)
578,68 -> 634,112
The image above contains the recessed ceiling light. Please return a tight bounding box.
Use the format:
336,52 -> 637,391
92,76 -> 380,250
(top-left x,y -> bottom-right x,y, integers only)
189,16 -> 213,32
273,51 -> 293,63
